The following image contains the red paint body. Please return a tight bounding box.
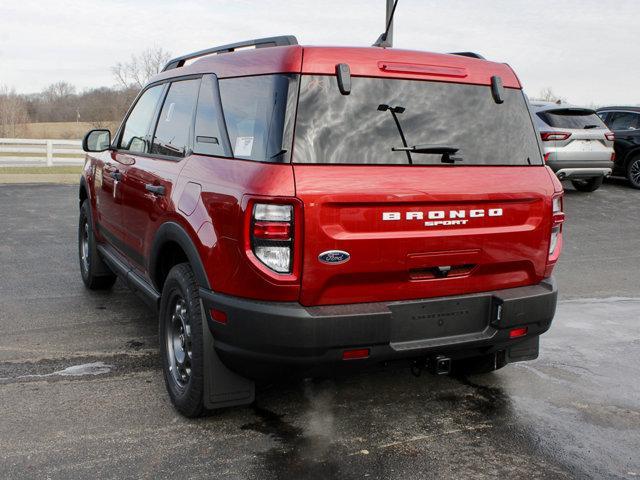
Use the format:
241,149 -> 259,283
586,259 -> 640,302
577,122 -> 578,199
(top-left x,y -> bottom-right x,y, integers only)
84,45 -> 563,307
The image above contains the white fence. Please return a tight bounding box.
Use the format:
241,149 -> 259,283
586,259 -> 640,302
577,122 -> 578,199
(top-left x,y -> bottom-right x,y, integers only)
0,138 -> 84,167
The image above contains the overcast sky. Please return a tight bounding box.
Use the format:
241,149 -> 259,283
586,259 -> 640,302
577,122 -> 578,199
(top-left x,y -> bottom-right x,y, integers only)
1,0 -> 637,106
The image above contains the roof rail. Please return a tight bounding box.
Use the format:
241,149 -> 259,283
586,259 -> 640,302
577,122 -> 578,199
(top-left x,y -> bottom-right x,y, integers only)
449,52 -> 486,60
162,35 -> 299,71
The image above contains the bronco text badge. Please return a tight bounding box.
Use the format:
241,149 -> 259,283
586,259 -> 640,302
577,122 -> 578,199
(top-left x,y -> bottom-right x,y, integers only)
382,208 -> 504,227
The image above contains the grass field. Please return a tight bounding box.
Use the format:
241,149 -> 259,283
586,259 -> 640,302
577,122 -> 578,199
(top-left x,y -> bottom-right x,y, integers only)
5,121 -> 119,139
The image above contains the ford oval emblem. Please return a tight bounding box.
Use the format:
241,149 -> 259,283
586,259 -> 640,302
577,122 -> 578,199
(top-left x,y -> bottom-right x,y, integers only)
318,250 -> 350,265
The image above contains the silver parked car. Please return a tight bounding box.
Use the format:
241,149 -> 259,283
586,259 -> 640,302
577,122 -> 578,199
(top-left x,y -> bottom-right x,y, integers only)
531,102 -> 615,192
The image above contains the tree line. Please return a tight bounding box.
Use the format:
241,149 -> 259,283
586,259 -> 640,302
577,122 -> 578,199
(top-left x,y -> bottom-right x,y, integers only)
0,47 -> 171,137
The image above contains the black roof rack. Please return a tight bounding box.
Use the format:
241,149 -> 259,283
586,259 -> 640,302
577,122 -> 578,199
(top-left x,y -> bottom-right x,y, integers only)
449,52 -> 486,60
162,35 -> 299,72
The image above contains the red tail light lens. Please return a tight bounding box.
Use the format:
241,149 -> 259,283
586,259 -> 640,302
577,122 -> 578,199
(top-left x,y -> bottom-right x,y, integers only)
605,132 -> 615,141
540,131 -> 572,141
544,152 -> 552,163
549,195 -> 564,257
251,204 -> 294,274
611,151 -> 616,162
252,221 -> 291,241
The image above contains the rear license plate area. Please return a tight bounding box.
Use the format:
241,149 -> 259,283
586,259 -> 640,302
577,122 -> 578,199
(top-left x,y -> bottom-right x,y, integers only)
389,296 -> 492,343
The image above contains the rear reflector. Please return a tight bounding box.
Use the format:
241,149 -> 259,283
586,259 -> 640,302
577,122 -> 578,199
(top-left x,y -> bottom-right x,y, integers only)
342,348 -> 370,360
211,309 -> 228,324
544,152 -> 551,163
509,327 -> 528,339
611,151 -> 616,162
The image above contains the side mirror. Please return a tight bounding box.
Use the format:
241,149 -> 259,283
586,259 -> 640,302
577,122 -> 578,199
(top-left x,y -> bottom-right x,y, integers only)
83,129 -> 111,152
335,63 -> 351,95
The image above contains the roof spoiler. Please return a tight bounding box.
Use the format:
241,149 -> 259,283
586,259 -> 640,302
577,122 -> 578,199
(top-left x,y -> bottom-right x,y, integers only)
449,52 -> 486,60
162,35 -> 299,72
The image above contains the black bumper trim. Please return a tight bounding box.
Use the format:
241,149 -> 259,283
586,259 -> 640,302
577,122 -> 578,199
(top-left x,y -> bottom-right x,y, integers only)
199,278 -> 557,376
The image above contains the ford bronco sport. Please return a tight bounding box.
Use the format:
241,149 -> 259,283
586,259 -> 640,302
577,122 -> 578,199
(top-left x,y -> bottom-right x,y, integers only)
79,36 -> 564,417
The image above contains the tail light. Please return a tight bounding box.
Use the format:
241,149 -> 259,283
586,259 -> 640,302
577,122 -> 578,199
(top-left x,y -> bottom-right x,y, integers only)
605,132 -> 615,141
540,131 -> 571,141
549,195 -> 564,256
251,203 -> 294,274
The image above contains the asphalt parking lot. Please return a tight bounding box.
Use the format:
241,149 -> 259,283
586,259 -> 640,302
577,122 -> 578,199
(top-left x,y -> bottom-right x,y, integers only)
0,180 -> 639,479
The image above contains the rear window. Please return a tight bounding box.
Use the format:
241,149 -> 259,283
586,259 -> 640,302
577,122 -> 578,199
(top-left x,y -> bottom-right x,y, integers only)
537,109 -> 606,130
293,75 -> 542,166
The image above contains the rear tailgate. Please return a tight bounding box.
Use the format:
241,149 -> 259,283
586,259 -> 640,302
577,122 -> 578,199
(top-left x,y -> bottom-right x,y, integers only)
294,165 -> 554,306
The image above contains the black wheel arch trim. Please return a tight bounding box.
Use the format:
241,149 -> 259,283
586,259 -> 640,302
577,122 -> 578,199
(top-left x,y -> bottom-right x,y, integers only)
149,222 -> 211,291
79,175 -> 90,204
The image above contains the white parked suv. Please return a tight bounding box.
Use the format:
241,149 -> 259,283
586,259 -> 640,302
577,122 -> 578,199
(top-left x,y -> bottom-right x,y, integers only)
531,102 -> 615,192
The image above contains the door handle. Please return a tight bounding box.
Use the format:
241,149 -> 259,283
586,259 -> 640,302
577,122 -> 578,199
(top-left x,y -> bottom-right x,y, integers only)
145,184 -> 165,196
110,171 -> 122,181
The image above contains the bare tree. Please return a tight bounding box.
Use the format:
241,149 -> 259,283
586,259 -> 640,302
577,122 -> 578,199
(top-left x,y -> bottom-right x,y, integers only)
537,87 -> 567,104
0,86 -> 30,137
112,47 -> 172,90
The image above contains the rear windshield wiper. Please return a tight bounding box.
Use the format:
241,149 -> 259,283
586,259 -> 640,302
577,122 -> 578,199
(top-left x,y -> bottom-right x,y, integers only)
583,125 -> 600,129
392,144 -> 462,164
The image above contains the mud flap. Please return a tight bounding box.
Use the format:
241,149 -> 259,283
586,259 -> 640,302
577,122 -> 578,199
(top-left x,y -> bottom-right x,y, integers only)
200,302 -> 255,409
506,336 -> 539,363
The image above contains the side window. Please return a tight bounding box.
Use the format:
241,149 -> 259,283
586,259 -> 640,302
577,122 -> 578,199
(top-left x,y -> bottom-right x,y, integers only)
119,85 -> 163,153
193,75 -> 229,157
597,111 -> 609,124
218,75 -> 293,162
151,79 -> 200,158
609,112 -> 640,131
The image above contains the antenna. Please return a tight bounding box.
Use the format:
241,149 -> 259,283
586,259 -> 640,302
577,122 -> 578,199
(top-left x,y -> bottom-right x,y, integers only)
373,0 -> 399,48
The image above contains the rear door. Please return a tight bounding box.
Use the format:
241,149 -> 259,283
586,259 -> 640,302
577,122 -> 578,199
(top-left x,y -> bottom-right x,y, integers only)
292,75 -> 554,306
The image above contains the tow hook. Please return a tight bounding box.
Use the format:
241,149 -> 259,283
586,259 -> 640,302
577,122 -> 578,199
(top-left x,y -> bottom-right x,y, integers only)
429,355 -> 452,376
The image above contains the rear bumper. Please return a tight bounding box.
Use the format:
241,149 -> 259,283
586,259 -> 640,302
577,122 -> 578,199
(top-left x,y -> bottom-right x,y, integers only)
553,167 -> 612,180
200,278 -> 557,379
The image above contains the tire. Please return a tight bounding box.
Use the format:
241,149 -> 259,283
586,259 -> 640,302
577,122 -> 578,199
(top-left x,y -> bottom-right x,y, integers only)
159,263 -> 206,417
627,155 -> 640,189
79,199 -> 117,290
452,352 -> 506,376
571,176 -> 603,192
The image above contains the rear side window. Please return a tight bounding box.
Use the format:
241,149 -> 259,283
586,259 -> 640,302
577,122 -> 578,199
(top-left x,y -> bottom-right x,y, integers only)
608,112 -> 640,131
536,109 -> 606,129
151,79 -> 200,158
218,75 -> 296,162
119,85 -> 163,153
193,75 -> 229,157
293,75 -> 542,165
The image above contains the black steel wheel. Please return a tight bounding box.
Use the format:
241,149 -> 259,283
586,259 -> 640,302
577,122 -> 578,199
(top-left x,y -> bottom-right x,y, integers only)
78,199 -> 117,290
159,263 -> 205,417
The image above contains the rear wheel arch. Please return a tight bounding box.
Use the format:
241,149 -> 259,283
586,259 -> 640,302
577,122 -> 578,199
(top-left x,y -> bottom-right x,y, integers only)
623,148 -> 640,168
150,222 -> 211,293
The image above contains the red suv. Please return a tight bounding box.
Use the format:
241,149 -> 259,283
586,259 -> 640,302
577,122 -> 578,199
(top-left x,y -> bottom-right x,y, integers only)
79,36 -> 564,417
